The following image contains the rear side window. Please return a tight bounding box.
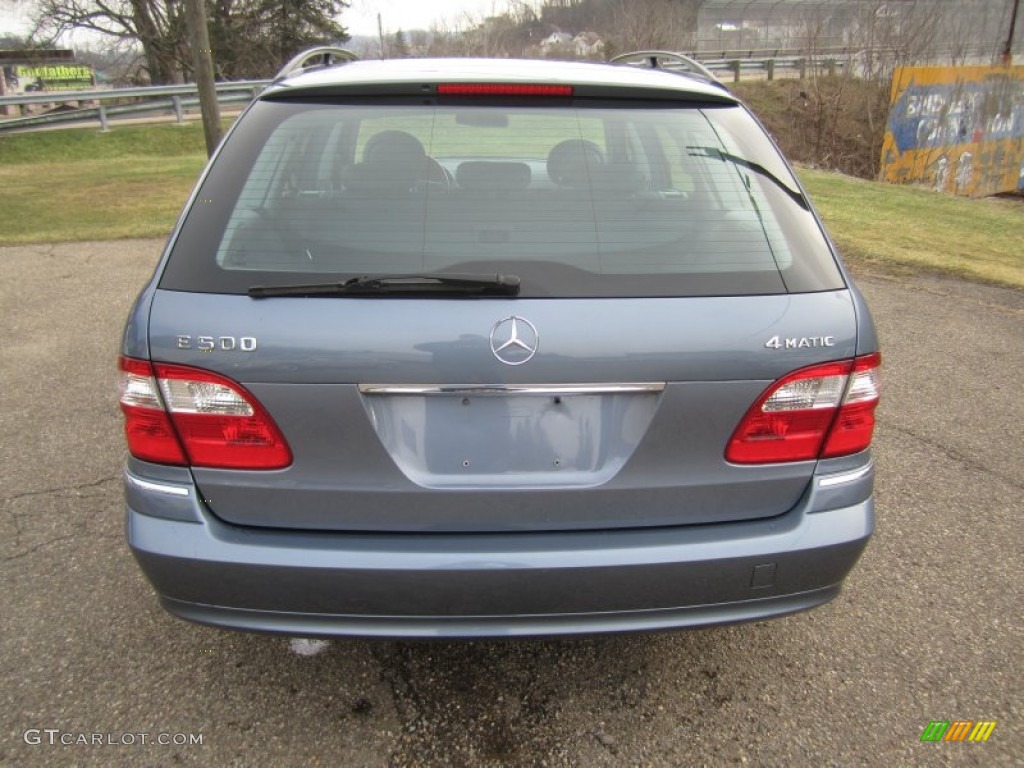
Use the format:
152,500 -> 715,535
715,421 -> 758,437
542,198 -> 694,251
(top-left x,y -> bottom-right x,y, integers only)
161,99 -> 844,297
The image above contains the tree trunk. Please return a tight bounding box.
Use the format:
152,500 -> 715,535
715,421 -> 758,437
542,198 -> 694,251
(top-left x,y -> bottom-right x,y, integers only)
184,0 -> 222,156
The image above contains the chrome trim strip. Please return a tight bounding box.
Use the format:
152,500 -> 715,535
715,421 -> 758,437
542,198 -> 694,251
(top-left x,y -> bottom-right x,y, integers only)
125,472 -> 191,497
817,464 -> 872,489
358,383 -> 666,396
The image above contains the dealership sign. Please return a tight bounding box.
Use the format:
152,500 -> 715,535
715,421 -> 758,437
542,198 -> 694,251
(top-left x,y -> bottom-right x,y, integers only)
1,63 -> 95,94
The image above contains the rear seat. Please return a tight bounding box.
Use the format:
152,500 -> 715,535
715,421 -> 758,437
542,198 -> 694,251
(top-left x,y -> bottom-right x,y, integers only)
221,145 -> 719,274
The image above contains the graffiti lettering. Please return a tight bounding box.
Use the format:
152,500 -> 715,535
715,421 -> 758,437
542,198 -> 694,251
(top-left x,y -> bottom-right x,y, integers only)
881,65 -> 1024,197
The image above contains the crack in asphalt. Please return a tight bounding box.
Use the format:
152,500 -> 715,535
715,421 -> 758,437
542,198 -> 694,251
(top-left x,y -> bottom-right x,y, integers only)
879,422 -> 1024,492
1,514 -> 120,564
371,643 -> 425,727
1,474 -> 120,504
0,475 -> 120,563
1,533 -> 80,563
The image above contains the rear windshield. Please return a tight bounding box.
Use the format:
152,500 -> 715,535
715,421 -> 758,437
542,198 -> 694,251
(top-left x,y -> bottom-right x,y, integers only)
160,98 -> 844,297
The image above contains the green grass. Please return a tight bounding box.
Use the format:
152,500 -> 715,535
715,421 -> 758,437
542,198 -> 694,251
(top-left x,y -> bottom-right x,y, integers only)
0,123 -> 209,243
1,157 -> 204,242
1,123 -> 1022,289
0,121 -> 212,165
799,168 -> 1024,289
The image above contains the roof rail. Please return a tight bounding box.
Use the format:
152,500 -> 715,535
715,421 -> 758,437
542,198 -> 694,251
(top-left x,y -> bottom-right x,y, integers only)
608,51 -> 725,88
274,46 -> 359,82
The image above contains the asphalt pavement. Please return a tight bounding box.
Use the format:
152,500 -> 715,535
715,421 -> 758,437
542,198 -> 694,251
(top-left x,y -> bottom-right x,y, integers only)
1,239 -> 1021,767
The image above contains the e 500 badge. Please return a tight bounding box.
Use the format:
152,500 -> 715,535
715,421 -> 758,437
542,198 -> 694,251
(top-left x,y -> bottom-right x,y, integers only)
176,335 -> 258,352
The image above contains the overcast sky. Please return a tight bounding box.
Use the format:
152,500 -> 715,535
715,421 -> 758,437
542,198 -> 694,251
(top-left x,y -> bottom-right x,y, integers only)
1,1 -> 31,35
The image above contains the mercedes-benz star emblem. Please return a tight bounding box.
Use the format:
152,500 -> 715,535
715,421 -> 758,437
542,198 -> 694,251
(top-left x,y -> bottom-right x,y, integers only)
489,316 -> 539,366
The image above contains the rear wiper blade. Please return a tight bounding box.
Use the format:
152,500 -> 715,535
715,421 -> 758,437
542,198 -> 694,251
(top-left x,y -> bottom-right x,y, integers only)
687,146 -> 809,211
249,273 -> 521,298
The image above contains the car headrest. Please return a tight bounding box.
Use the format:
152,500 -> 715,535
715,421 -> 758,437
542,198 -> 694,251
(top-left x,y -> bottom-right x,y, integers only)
363,130 -> 426,164
547,139 -> 604,188
343,130 -> 428,193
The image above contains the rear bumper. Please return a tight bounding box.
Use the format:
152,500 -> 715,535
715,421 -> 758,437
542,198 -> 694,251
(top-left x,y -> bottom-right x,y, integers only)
126,474 -> 873,638
159,587 -> 843,638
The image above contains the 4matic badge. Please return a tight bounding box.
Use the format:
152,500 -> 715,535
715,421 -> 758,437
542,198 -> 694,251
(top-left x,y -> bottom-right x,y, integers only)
765,335 -> 836,350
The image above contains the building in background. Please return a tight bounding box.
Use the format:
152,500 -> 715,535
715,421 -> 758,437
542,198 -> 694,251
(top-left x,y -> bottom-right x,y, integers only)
695,0 -> 1020,62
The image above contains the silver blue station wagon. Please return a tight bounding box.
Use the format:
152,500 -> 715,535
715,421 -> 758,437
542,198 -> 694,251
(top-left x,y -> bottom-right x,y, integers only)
119,50 -> 881,638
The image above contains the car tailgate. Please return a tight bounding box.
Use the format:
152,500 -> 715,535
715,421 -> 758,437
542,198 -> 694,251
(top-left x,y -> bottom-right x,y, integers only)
147,289 -> 857,532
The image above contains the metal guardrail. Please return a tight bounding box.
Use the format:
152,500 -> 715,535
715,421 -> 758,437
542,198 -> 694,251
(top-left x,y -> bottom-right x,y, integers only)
695,45 -> 858,60
613,51 -> 848,83
0,80 -> 267,106
703,54 -> 847,81
0,52 -> 835,135
0,80 -> 269,133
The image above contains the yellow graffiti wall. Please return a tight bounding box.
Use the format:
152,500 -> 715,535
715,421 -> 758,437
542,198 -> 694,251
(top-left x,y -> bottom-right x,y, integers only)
880,65 -> 1024,197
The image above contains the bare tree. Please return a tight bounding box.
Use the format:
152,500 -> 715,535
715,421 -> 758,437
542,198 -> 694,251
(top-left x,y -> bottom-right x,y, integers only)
31,0 -> 351,83
185,0 -> 220,155
32,0 -> 188,83
607,0 -> 699,54
75,40 -> 146,85
426,9 -> 528,58
847,0 -> 944,81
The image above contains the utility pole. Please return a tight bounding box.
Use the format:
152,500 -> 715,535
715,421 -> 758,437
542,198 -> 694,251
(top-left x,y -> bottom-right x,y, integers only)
378,13 -> 387,59
185,0 -> 222,157
1004,0 -> 1021,65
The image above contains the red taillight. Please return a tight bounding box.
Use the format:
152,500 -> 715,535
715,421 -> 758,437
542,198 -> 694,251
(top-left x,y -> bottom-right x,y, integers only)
118,357 -> 187,465
118,356 -> 291,470
437,83 -> 573,97
821,353 -> 881,458
726,353 -> 881,464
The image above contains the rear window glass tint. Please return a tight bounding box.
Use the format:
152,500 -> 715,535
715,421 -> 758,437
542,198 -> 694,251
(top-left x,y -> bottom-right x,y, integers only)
161,100 -> 844,297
